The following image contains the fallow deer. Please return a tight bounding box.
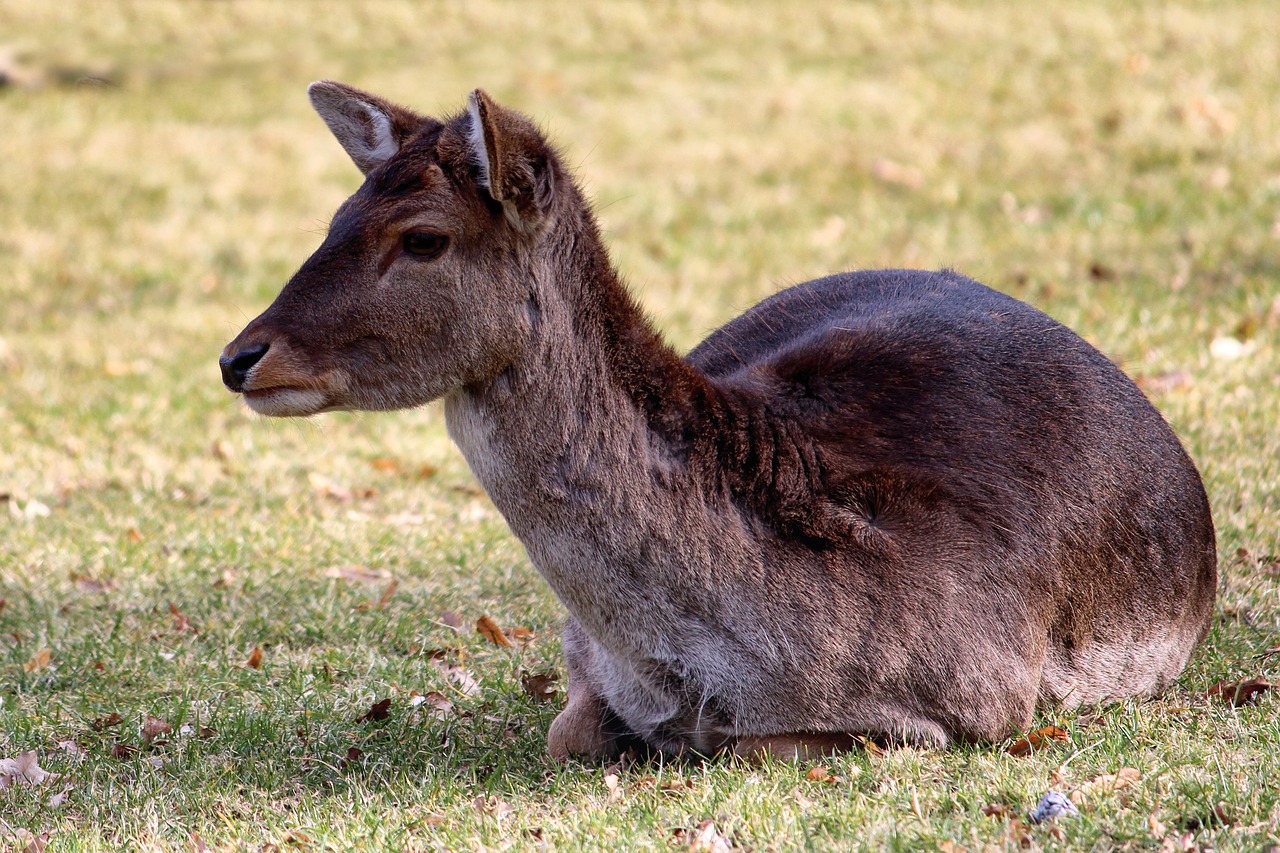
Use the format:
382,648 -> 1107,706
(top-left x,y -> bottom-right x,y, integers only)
221,83 -> 1217,760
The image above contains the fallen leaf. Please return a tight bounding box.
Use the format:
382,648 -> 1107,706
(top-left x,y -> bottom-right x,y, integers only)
473,795 -> 513,820
12,830 -> 49,853
92,712 -> 124,731
74,575 -> 113,592
344,746 -> 364,763
438,610 -> 463,628
507,626 -> 536,644
938,841 -> 968,853
854,735 -> 886,758
111,743 -> 138,760
674,820 -> 733,853
520,671 -> 559,703
1070,767 -> 1141,804
375,580 -> 398,610
246,646 -> 264,669
369,457 -> 400,473
56,740 -> 85,759
604,771 -> 623,803
169,603 -> 196,634
23,648 -> 52,673
1207,677 -> 1274,706
1007,725 -> 1069,756
410,691 -> 454,719
356,698 -> 392,723
0,751 -> 58,788
142,716 -> 172,745
806,765 -> 837,783
476,615 -> 512,647
982,803 -> 1011,818
435,661 -> 482,696
324,565 -> 389,584
188,831 -> 210,852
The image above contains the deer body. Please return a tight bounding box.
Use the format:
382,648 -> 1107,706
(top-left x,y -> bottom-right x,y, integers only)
221,84 -> 1217,759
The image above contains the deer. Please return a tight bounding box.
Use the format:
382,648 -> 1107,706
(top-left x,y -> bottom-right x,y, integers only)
220,82 -> 1217,761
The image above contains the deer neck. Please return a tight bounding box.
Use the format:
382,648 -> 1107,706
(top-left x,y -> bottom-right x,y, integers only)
442,208 -> 725,626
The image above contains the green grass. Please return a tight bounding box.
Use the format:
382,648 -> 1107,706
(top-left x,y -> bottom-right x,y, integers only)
2,1 -> 1278,850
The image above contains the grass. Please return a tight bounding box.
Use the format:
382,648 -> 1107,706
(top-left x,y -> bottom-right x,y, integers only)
2,0 -> 1278,849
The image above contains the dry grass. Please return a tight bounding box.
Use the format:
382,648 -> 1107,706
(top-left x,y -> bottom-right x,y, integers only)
2,1 -> 1278,850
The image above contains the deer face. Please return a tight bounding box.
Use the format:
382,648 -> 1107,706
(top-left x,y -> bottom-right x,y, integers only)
220,82 -> 559,416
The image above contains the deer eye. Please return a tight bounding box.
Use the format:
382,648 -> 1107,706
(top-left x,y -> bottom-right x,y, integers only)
402,232 -> 449,259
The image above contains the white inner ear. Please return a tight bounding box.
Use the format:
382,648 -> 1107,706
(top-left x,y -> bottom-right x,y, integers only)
362,105 -> 399,164
466,94 -> 493,193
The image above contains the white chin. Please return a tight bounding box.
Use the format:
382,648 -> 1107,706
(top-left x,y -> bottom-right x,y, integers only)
242,388 -> 330,417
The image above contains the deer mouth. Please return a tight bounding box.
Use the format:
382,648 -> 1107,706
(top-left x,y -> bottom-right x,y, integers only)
241,385 -> 333,417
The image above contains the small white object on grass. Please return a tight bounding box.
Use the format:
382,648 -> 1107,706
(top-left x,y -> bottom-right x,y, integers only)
1028,790 -> 1080,824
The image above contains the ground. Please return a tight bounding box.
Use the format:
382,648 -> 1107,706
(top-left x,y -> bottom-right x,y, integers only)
1,1 -> 1277,850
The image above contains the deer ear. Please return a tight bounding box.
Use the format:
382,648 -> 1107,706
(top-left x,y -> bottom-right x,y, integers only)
466,89 -> 557,229
308,81 -> 422,176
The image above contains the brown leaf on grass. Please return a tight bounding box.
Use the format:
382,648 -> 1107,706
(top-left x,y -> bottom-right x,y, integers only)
356,698 -> 392,723
1069,767 -> 1141,804
0,751 -> 59,788
1135,370 -> 1193,395
604,771 -> 624,803
476,615 -> 513,647
324,565 -> 389,584
520,671 -> 559,704
370,457 -> 400,473
375,580 -> 398,610
92,712 -> 124,731
981,803 -> 1011,818
1207,677 -> 1274,706
410,691 -> 454,719
806,765 -> 836,783
246,646 -> 264,669
111,743 -> 138,760
344,746 -> 364,763
473,795 -> 513,820
188,831 -> 210,853
435,660 -> 482,696
438,610 -> 463,629
673,820 -> 733,853
13,830 -> 49,853
23,647 -> 51,672
169,603 -> 197,634
508,626 -> 536,644
142,716 -> 172,745
937,841 -> 969,853
74,575 -> 114,593
854,735 -> 886,758
1006,725 -> 1068,756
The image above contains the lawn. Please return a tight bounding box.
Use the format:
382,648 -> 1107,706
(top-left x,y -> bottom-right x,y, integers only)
1,1 -> 1278,850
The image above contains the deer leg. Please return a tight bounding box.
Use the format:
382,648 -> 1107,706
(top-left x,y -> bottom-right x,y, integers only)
731,732 -> 859,762
547,618 -> 634,761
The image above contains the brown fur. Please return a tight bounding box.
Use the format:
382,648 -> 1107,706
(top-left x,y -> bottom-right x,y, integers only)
221,84 -> 1217,759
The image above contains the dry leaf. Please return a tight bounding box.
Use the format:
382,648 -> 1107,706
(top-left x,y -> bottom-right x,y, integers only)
854,735 -> 886,758
142,716 -> 173,745
188,831 -> 210,852
74,575 -> 113,593
0,751 -> 58,788
356,698 -> 392,723
674,820 -> 733,853
324,565 -> 389,584
375,580 -> 398,610
169,603 -> 196,634
473,795 -> 513,820
520,671 -> 559,703
1070,767 -> 1141,804
410,691 -> 454,719
1207,677 -> 1274,706
938,841 -> 969,853
23,647 -> 52,673
344,746 -> 364,763
111,743 -> 138,760
982,803 -> 1011,819
806,765 -> 836,783
604,771 -> 623,803
369,457 -> 400,473
1007,725 -> 1069,756
92,712 -> 124,731
12,830 -> 49,853
438,610 -> 463,628
476,615 -> 512,647
246,646 -> 264,669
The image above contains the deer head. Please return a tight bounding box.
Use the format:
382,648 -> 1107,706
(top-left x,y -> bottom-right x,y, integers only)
219,82 -> 563,416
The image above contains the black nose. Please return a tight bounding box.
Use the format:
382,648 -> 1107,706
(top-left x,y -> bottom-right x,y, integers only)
219,343 -> 269,392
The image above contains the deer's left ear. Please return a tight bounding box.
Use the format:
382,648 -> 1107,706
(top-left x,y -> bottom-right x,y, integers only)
308,81 -> 425,176
466,89 -> 557,230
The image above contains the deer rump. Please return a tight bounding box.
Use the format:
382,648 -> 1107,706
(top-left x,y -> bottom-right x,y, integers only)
220,85 -> 1216,760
